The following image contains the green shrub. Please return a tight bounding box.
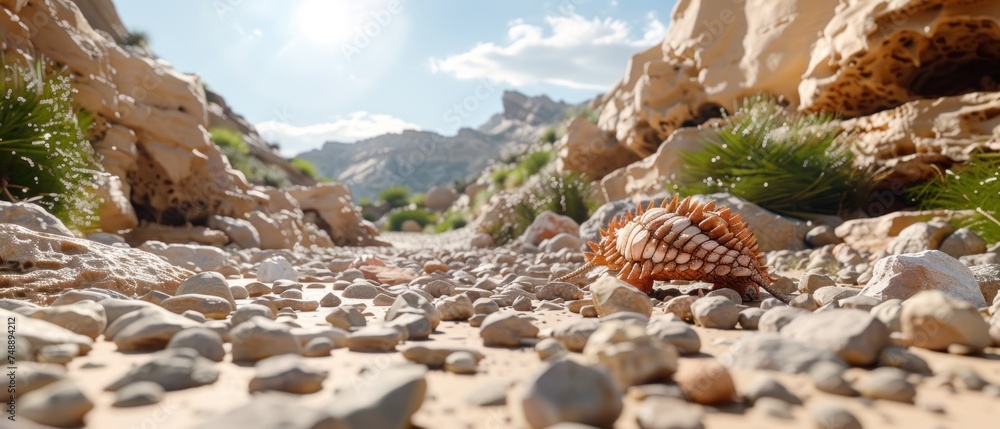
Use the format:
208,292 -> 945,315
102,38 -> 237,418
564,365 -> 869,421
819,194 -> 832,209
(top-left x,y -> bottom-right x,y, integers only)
210,128 -> 249,154
359,197 -> 373,207
379,186 -> 411,208
909,153 -> 1000,244
410,193 -> 426,208
386,209 -> 437,231
518,150 -> 552,176
504,168 -> 528,188
491,168 -> 511,188
289,157 -> 319,179
675,96 -> 872,218
540,127 -> 561,144
211,127 -> 291,187
123,31 -> 149,47
0,60 -> 101,229
487,171 -> 596,244
435,210 -> 468,233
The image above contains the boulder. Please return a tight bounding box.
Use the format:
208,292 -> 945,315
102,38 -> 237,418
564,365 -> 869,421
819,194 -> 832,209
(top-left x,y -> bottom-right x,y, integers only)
860,250 -> 986,307
424,186 -> 460,212
208,215 -> 261,249
0,224 -> 191,304
522,212 -> 579,246
138,241 -> 234,273
0,201 -> 73,237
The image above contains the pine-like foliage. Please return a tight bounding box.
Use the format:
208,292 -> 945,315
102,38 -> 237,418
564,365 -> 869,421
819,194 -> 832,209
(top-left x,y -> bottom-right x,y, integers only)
0,60 -> 101,229
676,96 -> 872,218
908,153 -> 1000,244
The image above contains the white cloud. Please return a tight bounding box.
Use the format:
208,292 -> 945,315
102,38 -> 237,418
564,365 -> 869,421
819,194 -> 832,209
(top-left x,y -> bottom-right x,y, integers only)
430,13 -> 667,90
255,111 -> 420,157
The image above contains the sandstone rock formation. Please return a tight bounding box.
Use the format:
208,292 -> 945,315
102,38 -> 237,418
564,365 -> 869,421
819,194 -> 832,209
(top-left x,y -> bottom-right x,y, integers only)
578,0 -> 1000,201
0,224 -> 192,304
286,183 -> 387,246
556,117 -> 640,181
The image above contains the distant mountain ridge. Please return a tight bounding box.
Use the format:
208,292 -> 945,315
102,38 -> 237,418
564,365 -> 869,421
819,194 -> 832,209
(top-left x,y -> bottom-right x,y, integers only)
299,91 -> 573,199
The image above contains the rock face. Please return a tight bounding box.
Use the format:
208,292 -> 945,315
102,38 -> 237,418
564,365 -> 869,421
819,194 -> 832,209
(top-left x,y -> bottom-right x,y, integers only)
0,224 -> 191,304
557,117 -> 640,180
286,183 -> 386,246
586,0 -> 1000,202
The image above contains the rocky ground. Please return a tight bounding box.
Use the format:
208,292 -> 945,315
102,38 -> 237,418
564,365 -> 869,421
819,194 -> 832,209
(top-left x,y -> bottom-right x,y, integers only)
3,207 -> 1000,429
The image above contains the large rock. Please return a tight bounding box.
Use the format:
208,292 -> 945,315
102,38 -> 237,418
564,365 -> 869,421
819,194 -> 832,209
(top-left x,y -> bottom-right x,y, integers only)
0,201 -> 74,237
0,224 -> 192,304
835,211 -> 951,253
327,364 -> 427,429
138,241 -> 235,273
721,333 -> 846,374
590,275 -> 653,317
519,359 -> 623,429
860,250 -> 987,307
286,183 -> 387,246
424,186 -> 460,212
900,290 -> 991,352
888,222 -> 954,254
583,321 -> 679,388
0,308 -> 94,357
781,309 -> 890,366
557,117 -> 640,180
522,212 -> 580,246
207,215 -> 261,249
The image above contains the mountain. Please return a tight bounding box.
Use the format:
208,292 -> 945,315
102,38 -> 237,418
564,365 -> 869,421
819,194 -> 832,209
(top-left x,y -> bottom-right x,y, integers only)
299,91 -> 573,199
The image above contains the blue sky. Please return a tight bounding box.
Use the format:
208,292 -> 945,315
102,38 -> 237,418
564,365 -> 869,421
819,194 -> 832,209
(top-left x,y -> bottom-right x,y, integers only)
116,0 -> 675,156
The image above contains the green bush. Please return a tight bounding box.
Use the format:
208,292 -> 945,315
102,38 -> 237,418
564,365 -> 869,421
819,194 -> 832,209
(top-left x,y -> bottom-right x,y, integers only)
435,210 -> 468,233
540,127 -> 561,144
519,150 -> 552,176
491,168 -> 511,188
359,197 -> 373,207
289,157 -> 319,179
909,153 -> 1000,244
0,60 -> 101,229
491,150 -> 553,190
123,31 -> 149,47
487,171 -> 596,244
386,209 -> 437,231
675,96 -> 872,218
410,193 -> 426,208
379,186 -> 411,208
210,127 -> 290,187
210,128 -> 249,154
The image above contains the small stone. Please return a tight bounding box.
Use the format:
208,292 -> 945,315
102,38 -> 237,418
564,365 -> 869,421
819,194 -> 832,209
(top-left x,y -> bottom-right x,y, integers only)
258,256 -> 298,283
176,271 -> 236,308
901,290 -> 991,352
673,359 -> 736,405
838,295 -> 880,311
512,295 -> 533,311
37,343 -> 81,364
636,397 -> 704,429
230,316 -> 301,363
809,402 -> 862,429
139,290 -> 171,305
535,337 -> 567,360
743,375 -> 802,405
106,348 -> 219,391
753,397 -> 794,420
780,308 -> 890,366
107,307 -> 200,352
342,283 -> 381,299
386,291 -> 441,331
480,311 -> 538,347
591,275 -> 653,317
436,294 -> 474,321
386,312 -> 433,340
424,260 -> 449,274
347,325 -> 403,352
813,286 -> 860,306
939,364 -> 989,391
970,264 -> 1000,305
473,298 -> 500,315
229,285 -> 249,300
279,289 -> 303,299
161,294 -> 233,320
550,319 -> 601,352
113,381 -> 164,407
721,333 -> 846,374
231,304 -> 275,327
647,318 -> 701,355
444,351 -> 478,374
372,293 -> 396,306
704,288 -> 742,305
465,380 -> 510,406
861,250 -> 986,307
21,380 -> 93,427
878,346 -> 932,375
856,367 -> 917,403
327,364 -> 427,429
584,321 -> 678,388
691,296 -> 739,329
536,282 -> 585,301
245,282 -> 271,297
806,225 -> 842,247
469,314 -> 487,327
789,293 -> 817,311
402,344 -> 485,368
759,297 -> 786,310
738,308 -> 766,330
519,359 -> 622,429
249,354 -> 328,394
16,363 -> 67,396
810,361 -> 857,396
319,292 -> 342,307
939,228 -> 988,259
870,299 -> 903,332
580,305 -> 598,318
758,307 -> 808,333
166,327 -> 226,362
24,301 -> 107,340
325,307 -> 367,330
663,296 -> 698,322
798,272 -> 836,294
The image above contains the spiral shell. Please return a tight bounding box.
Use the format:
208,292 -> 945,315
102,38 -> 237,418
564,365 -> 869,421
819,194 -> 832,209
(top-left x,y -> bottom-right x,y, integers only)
582,195 -> 779,302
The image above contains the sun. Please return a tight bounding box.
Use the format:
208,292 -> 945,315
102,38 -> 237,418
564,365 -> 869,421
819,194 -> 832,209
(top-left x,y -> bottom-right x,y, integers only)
294,0 -> 358,47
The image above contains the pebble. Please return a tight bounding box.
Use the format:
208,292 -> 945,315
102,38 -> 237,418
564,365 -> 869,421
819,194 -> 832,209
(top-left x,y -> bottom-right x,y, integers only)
38,343 -> 81,364
810,361 -> 858,396
535,338 -> 566,360
870,299 -> 903,332
319,292 -> 342,307
258,256 -> 299,283
436,294 -> 474,321
386,312 -> 433,340
23,301 -> 107,340
673,359 -> 736,405
229,285 -> 249,300
166,327 -> 226,362
372,293 -> 397,306
230,316 -> 302,363
325,306 -> 367,330
809,402 -> 862,429
753,396 -> 794,420
550,319 -> 601,352
704,288 -> 742,305
737,308 -> 765,330
798,272 -> 836,294
759,297 -> 786,310
646,318 -> 701,355
444,351 -> 478,374
176,271 -> 237,308
636,397 -> 704,429
590,275 -> 653,317
901,290 -> 991,352
327,364 -> 427,428
780,308 -> 890,366
838,295 -> 880,311
342,283 -> 382,299
20,380 -> 94,428
113,381 -> 164,407
813,286 -> 859,306
580,305 -> 599,318
878,346 -> 932,375
347,325 -> 403,352
139,290 -> 171,305
106,348 -> 220,391
861,250 -> 986,307
512,295 -> 533,311
757,307 -> 808,332
465,380 -> 510,406
386,291 -> 441,331
722,333 -> 846,374
536,282 -> 585,301
161,294 -> 233,319
402,344 -> 485,368
519,359 -> 623,429
182,310 -> 208,323
302,337 -> 334,357
245,282 -> 272,297
249,354 -> 328,394
584,321 -> 678,388
743,375 -> 802,405
480,311 -> 539,347
663,296 -> 698,321
107,307 -> 200,351
789,293 -> 817,311
856,367 -> 917,403
691,296 -> 739,329
232,304 -> 276,326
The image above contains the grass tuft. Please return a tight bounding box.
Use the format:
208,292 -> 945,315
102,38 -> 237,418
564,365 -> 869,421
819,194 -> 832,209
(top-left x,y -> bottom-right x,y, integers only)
674,96 -> 872,218
908,153 -> 1000,244
486,171 -> 596,245
379,185 -> 411,209
386,208 -> 436,231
